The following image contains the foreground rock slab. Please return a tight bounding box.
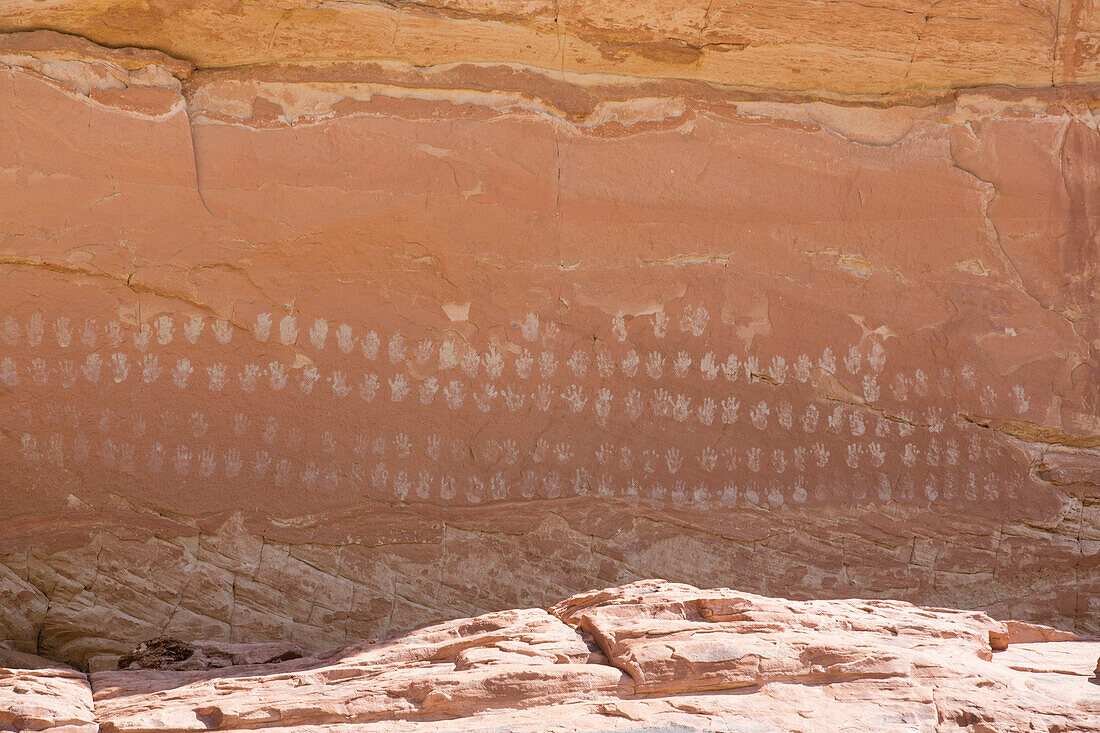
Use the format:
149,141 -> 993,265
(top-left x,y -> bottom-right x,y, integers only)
0,651 -> 97,733
70,581 -> 1100,731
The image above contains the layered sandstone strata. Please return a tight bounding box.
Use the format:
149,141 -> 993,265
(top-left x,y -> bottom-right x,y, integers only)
3,581 -> 1100,731
0,1 -> 1098,667
1,0 -> 1097,91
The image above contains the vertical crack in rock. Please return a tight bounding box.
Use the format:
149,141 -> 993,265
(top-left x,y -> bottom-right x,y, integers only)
185,107 -> 219,221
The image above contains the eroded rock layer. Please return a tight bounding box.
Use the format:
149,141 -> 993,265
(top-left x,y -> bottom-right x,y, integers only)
0,1 -> 1098,667
3,581 -> 1099,732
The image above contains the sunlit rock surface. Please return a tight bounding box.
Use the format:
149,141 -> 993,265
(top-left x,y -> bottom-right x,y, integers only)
3,581 -> 1099,732
0,1 -> 1098,668
0,649 -> 97,733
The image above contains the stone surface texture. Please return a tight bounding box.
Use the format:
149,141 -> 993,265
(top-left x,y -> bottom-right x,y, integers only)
3,581 -> 1100,731
0,651 -> 97,733
0,0 -> 1098,669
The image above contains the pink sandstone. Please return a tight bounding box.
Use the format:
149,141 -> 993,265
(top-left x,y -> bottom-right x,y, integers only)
0,0 -> 1097,686
3,581 -> 1100,731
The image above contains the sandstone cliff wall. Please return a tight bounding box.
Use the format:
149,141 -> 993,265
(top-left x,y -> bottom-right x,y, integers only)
0,1 -> 1097,667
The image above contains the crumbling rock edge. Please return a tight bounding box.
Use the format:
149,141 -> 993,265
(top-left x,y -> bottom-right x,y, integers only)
2,29 -> 1098,135
3,580 -> 1098,732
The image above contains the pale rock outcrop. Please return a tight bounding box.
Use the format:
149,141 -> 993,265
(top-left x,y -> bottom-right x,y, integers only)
0,651 -> 97,733
0,1 -> 1098,669
90,605 -> 626,730
4,581 -> 1098,732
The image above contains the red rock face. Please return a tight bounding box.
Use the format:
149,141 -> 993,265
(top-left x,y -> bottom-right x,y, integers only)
0,11 -> 1097,666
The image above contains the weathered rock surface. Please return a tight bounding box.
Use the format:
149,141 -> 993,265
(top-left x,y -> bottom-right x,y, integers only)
0,2 -> 1098,666
0,0 -> 1097,92
0,651 -> 97,732
3,581 -> 1099,731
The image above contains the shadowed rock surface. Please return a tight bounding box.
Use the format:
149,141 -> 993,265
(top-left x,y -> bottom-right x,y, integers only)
114,638 -> 308,671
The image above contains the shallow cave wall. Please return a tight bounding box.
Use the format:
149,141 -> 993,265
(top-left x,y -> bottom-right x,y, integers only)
0,0 -> 1097,667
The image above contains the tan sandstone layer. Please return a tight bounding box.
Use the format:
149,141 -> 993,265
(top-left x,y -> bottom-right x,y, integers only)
3,581 -> 1100,732
1,0 -> 1098,92
0,1 -> 1098,668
